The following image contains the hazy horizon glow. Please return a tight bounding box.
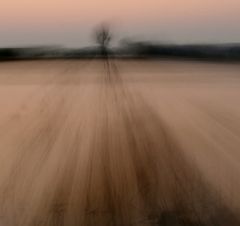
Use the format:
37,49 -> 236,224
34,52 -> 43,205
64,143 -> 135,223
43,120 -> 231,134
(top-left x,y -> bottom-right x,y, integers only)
1,0 -> 240,47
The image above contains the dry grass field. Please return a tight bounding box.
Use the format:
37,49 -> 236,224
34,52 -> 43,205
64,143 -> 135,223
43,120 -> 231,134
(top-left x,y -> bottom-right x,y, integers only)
0,60 -> 240,225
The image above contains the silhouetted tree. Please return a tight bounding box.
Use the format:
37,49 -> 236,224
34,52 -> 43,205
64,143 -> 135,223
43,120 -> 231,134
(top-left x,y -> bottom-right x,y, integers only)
94,24 -> 112,57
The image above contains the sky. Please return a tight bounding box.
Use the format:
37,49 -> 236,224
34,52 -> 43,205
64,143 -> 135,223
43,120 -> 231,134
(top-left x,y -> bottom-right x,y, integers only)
1,0 -> 240,47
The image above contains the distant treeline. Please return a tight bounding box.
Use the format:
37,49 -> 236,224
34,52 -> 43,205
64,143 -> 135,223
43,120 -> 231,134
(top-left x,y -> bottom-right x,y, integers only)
119,42 -> 240,61
0,47 -> 98,61
1,43 -> 240,61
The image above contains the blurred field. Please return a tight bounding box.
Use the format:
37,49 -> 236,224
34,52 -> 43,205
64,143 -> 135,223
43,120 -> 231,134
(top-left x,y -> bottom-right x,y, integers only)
0,60 -> 240,225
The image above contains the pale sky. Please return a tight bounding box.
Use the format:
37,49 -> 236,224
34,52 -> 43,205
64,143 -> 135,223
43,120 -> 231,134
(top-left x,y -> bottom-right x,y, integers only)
1,0 -> 240,47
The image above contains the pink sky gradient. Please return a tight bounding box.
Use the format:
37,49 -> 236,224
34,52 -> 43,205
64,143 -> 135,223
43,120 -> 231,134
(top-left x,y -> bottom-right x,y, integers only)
1,0 -> 240,47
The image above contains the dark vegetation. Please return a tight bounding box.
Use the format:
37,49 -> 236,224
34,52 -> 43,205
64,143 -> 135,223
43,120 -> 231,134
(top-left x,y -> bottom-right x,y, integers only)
1,42 -> 240,61
118,42 -> 240,61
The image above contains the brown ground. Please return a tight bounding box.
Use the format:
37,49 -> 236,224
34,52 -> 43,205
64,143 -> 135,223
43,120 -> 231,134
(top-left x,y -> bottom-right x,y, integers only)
0,60 -> 240,226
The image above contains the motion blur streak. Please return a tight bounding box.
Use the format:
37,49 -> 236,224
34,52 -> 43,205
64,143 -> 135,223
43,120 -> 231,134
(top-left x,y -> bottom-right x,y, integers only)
0,60 -> 240,225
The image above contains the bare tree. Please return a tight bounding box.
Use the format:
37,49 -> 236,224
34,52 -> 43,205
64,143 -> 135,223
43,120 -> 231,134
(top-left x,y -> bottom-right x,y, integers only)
94,24 -> 112,57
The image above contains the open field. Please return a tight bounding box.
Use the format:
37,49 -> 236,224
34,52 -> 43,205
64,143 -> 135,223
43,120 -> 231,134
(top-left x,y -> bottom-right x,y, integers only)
0,60 -> 240,225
